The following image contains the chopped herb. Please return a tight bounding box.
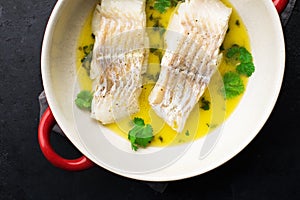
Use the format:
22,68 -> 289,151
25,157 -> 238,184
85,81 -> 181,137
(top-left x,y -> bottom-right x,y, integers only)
226,27 -> 230,34
79,44 -> 93,56
81,53 -> 92,76
75,90 -> 93,110
200,97 -> 210,111
205,124 -> 218,129
150,48 -> 157,53
158,136 -> 163,142
80,43 -> 94,76
153,21 -> 161,29
149,14 -> 153,21
128,118 -> 154,151
82,45 -> 88,54
235,20 -> 240,26
153,0 -> 184,13
223,72 -> 245,99
185,130 -> 190,136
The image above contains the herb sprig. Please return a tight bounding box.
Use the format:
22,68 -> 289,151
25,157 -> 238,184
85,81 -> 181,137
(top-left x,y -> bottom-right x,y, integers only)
75,90 -> 93,110
223,72 -> 245,99
223,45 -> 255,99
226,45 -> 255,77
128,118 -> 154,151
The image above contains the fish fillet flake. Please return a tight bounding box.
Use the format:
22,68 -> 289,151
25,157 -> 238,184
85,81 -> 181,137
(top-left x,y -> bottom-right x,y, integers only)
90,0 -> 148,124
148,0 -> 232,132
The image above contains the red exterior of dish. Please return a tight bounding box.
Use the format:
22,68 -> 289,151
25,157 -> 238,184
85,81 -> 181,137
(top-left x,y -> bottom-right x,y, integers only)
273,0 -> 289,13
38,107 -> 94,171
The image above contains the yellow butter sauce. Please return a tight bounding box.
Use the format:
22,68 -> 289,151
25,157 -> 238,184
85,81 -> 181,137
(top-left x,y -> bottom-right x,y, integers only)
76,0 -> 251,147
76,10 -> 94,91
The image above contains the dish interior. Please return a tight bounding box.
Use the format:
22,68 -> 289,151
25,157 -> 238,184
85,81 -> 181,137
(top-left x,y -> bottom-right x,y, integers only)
76,0 -> 251,148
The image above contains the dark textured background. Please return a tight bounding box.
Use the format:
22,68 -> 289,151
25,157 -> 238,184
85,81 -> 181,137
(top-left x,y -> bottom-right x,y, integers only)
1,0 -> 300,199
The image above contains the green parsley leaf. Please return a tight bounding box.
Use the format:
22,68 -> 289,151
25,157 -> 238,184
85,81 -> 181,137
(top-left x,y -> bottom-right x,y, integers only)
128,118 -> 154,151
223,72 -> 245,99
133,117 -> 145,126
225,45 -> 255,77
237,62 -> 255,77
153,0 -> 184,13
135,125 -> 153,147
226,45 -> 240,59
75,90 -> 93,110
129,134 -> 138,151
239,47 -> 253,63
154,0 -> 171,13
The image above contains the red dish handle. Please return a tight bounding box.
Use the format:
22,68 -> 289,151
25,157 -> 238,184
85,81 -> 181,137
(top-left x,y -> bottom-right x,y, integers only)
273,0 -> 289,13
38,107 -> 94,171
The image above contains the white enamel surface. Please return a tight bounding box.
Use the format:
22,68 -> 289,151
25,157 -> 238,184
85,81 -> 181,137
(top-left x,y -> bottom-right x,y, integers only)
41,0 -> 285,181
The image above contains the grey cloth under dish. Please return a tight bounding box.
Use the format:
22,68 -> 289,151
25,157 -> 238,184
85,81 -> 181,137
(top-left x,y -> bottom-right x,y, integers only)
280,0 -> 297,26
38,2 -> 296,193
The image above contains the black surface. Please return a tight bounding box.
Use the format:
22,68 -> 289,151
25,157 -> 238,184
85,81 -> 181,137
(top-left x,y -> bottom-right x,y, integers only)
1,0 -> 300,199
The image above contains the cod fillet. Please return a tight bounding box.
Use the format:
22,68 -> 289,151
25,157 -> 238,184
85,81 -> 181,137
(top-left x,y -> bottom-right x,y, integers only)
148,0 -> 232,132
90,0 -> 148,124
